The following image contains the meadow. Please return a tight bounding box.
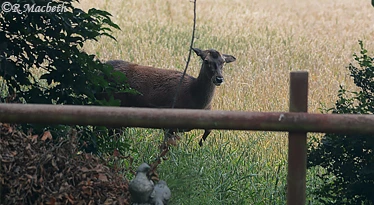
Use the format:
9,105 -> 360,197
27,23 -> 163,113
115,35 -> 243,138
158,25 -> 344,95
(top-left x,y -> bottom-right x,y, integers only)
78,0 -> 374,204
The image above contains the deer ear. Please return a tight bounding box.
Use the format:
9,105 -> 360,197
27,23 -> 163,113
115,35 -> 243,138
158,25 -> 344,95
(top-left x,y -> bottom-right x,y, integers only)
192,48 -> 208,59
192,47 -> 202,55
223,54 -> 236,63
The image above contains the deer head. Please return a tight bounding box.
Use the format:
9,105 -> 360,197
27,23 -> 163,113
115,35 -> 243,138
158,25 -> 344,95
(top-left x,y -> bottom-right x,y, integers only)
192,48 -> 236,86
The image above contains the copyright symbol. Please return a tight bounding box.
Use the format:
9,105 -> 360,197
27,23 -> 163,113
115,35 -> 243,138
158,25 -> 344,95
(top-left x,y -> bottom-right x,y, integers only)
1,2 -> 12,12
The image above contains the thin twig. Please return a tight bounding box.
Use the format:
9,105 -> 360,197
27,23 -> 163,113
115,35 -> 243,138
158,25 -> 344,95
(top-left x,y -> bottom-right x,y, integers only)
171,0 -> 197,108
151,0 -> 198,175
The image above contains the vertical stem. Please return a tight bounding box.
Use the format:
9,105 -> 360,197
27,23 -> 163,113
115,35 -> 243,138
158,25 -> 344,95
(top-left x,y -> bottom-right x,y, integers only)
287,71 -> 308,205
0,160 -> 2,203
171,0 -> 197,108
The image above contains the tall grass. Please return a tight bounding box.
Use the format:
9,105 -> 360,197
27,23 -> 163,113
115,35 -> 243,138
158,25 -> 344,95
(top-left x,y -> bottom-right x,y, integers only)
78,0 -> 374,204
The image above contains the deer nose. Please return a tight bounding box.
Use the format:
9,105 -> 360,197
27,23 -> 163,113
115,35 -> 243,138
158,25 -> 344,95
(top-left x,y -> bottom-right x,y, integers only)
215,76 -> 224,84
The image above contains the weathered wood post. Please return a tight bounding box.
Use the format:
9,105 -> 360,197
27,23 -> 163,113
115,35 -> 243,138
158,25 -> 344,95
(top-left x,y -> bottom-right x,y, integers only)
287,71 -> 308,205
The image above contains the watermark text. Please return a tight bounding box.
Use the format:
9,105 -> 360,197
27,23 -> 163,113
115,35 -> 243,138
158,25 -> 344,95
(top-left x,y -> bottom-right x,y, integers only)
1,2 -> 68,14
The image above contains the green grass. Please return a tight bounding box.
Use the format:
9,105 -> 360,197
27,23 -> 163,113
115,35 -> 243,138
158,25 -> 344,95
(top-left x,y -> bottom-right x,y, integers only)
79,0 -> 374,204
122,128 -> 325,204
123,129 -> 288,205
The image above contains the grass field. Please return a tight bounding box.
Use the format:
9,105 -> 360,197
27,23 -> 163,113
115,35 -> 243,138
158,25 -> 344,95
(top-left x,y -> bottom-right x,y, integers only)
78,0 -> 374,204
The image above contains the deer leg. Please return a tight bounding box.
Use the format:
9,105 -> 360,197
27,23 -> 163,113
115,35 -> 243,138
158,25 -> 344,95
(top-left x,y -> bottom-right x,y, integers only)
163,129 -> 173,139
199,129 -> 212,147
163,129 -> 180,147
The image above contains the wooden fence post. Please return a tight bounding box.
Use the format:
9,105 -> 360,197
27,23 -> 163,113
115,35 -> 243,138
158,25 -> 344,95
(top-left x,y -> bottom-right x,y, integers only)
287,71 -> 308,205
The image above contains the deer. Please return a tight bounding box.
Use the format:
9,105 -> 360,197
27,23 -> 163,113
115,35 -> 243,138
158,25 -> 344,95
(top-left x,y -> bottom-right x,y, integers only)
104,48 -> 236,146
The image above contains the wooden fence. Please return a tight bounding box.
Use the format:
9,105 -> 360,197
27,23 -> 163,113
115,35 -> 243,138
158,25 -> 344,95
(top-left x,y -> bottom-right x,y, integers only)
1,71 -> 374,205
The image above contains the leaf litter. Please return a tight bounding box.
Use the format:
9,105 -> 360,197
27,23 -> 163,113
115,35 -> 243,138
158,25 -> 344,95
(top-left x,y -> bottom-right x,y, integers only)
0,123 -> 130,205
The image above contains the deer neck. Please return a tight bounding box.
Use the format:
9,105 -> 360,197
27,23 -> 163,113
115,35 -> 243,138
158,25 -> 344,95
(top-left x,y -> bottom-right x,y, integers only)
193,64 -> 216,108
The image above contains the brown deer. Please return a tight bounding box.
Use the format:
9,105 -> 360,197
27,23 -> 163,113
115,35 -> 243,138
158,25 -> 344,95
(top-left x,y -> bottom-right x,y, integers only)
105,48 -> 236,146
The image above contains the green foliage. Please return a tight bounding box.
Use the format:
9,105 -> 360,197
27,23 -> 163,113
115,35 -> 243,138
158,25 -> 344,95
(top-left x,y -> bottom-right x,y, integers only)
308,40 -> 374,204
0,0 -> 131,154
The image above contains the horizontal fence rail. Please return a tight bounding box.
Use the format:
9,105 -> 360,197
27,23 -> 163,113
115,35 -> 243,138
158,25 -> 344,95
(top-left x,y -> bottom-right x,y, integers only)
0,71 -> 372,205
0,103 -> 373,134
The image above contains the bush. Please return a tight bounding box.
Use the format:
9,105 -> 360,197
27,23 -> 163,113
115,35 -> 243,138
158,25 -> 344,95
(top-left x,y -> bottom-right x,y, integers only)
308,41 -> 374,204
0,0 -> 131,154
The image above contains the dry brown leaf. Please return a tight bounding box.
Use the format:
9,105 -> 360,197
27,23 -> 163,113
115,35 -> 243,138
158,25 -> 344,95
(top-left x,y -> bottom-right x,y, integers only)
94,164 -> 104,172
85,153 -> 92,160
66,193 -> 75,204
47,197 -> 56,205
98,173 -> 108,182
81,185 -> 92,196
11,151 -> 18,156
41,131 -> 53,141
167,137 -> 178,146
25,174 -> 34,179
104,198 -> 114,205
2,123 -> 12,133
87,179 -> 92,186
1,154 -> 14,162
27,165 -> 36,170
51,159 -> 59,170
151,174 -> 159,182
26,143 -> 31,150
113,149 -> 120,157
31,135 -> 38,143
80,166 -> 89,172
